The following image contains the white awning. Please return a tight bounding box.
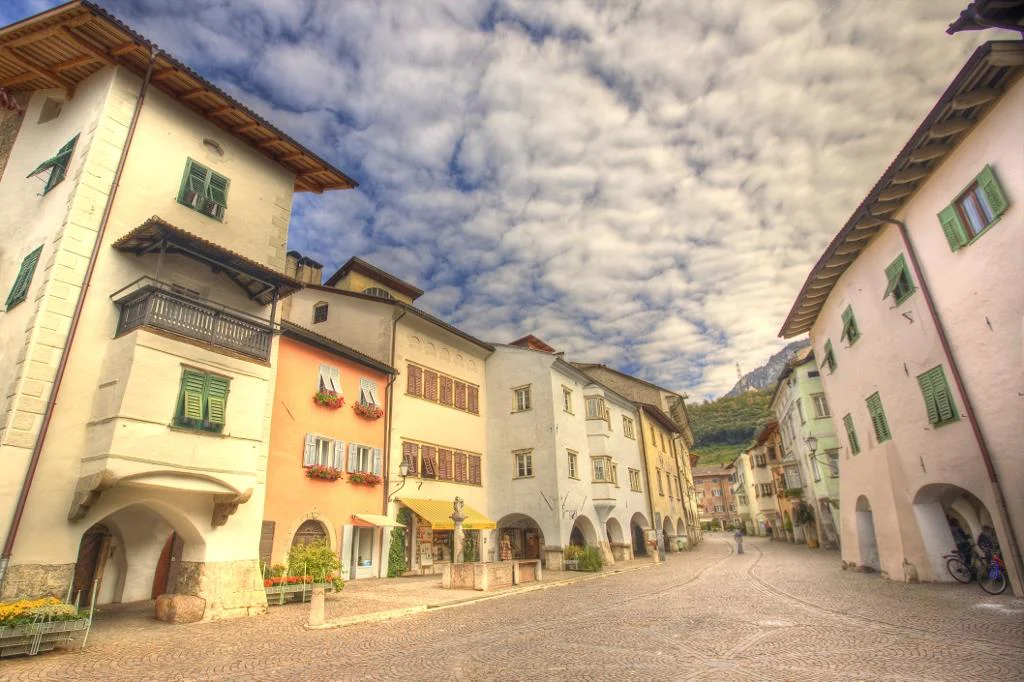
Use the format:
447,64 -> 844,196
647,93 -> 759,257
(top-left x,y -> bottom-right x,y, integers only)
352,514 -> 405,528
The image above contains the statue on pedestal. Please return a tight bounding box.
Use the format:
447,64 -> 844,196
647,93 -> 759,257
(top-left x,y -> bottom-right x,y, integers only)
451,496 -> 467,564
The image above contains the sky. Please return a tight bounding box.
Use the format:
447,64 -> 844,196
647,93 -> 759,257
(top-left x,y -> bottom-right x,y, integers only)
1,1 -> 1002,399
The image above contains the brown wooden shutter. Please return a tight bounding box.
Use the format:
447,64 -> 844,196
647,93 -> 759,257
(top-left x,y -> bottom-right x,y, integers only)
454,451 -> 467,482
468,455 -> 481,485
407,365 -> 423,397
438,448 -> 453,480
424,370 -> 438,402
454,381 -> 467,410
402,441 -> 419,477
440,376 -> 454,406
259,521 -> 275,569
421,445 -> 437,478
467,386 -> 479,414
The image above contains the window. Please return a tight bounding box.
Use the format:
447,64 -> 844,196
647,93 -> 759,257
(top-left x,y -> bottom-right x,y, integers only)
622,416 -> 635,439
754,454 -> 766,467
407,363 -> 479,414
359,378 -> 380,406
362,287 -> 394,300
714,505 -> 724,514
812,393 -> 830,419
604,408 -> 612,430
514,450 -> 533,478
650,424 -> 656,443
403,441 -> 481,485
585,397 -> 604,419
175,369 -> 230,432
562,386 -> 573,413
592,457 -> 611,482
809,452 -> 821,482
823,339 -> 837,373
738,494 -> 748,505
796,398 -> 806,425
5,245 -> 42,310
656,469 -> 664,495
826,449 -> 839,477
303,434 -> 344,468
917,365 -> 958,427
318,364 -> 340,393
840,306 -> 860,345
420,445 -> 437,478
513,386 -> 531,412
628,468 -> 642,492
843,414 -> 861,455
567,450 -> 579,479
347,443 -> 381,475
729,503 -> 736,512
659,432 -> 665,450
784,465 -> 802,490
712,488 -> 722,497
807,370 -> 820,378
313,302 -> 328,324
939,165 -> 1009,250
883,254 -> 915,305
178,158 -> 229,220
759,483 -> 774,496
866,392 -> 891,443
27,134 -> 78,195
767,445 -> 777,461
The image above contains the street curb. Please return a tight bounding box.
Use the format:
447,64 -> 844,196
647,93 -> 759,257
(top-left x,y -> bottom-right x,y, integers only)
307,559 -> 662,630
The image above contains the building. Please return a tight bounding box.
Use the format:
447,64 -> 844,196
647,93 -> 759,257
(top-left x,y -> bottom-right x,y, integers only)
770,348 -> 841,549
692,465 -> 738,531
780,41 -> 1023,594
572,363 -> 700,548
0,2 -> 355,618
727,453 -> 755,536
262,322 -> 396,580
283,256 -> 495,575
745,422 -> 784,538
485,341 -> 650,569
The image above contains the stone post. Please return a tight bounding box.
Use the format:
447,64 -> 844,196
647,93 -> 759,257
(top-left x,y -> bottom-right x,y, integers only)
451,496 -> 466,565
308,586 -> 325,626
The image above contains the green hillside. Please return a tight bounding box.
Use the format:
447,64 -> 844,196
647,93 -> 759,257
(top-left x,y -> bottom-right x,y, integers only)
689,388 -> 774,467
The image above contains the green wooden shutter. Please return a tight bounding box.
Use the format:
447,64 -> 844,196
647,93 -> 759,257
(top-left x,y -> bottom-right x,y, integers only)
205,374 -> 230,426
883,254 -> 914,302
937,205 -> 968,252
206,172 -> 229,208
43,134 -> 79,194
179,159 -> 210,208
180,370 -> 207,421
976,165 -> 1008,219
5,245 -> 43,308
866,393 -> 891,442
918,366 -> 957,425
840,307 -> 858,343
843,414 -> 860,455
917,371 -> 939,425
823,339 -> 836,372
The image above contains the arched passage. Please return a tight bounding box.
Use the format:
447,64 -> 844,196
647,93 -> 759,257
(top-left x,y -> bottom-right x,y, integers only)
605,517 -> 625,544
913,483 -> 993,582
570,515 -> 598,547
662,517 -> 675,552
855,495 -> 880,571
496,513 -> 546,560
630,512 -> 649,557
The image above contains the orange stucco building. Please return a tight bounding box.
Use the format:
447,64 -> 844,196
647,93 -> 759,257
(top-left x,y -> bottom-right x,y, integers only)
263,322 -> 397,580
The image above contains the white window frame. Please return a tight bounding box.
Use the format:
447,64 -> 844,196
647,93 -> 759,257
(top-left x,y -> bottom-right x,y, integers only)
622,416 -> 635,439
350,444 -> 373,473
513,385 -> 531,412
567,450 -> 579,479
318,364 -> 341,393
514,449 -> 533,478
592,456 -> 612,482
812,393 -> 830,419
585,397 -> 604,420
826,449 -> 840,477
562,386 -> 573,413
628,468 -> 642,492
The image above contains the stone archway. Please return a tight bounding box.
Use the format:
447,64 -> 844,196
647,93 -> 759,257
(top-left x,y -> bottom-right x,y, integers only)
630,512 -> 649,557
855,495 -> 880,571
677,517 -> 687,549
912,483 -> 993,582
605,517 -> 629,561
570,515 -> 599,548
662,516 -> 676,552
496,513 -> 546,561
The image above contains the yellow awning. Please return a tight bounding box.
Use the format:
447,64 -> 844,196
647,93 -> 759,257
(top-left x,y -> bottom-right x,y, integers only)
398,498 -> 496,530
352,514 -> 405,528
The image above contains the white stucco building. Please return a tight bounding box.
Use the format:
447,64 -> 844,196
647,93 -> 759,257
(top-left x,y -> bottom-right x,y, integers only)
780,41 -> 1023,595
0,2 -> 356,617
486,339 -> 651,569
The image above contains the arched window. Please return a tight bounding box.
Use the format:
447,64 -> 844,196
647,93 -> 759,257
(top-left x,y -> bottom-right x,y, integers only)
313,302 -> 328,324
292,520 -> 328,548
362,287 -> 394,300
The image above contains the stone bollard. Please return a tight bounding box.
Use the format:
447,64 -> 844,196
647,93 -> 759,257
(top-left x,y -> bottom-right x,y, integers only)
308,586 -> 325,627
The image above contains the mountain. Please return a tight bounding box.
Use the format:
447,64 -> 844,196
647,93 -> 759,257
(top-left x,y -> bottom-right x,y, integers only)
689,389 -> 774,466
724,339 -> 810,398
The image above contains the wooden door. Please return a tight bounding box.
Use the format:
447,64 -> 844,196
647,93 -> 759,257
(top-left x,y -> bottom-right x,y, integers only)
73,524 -> 111,605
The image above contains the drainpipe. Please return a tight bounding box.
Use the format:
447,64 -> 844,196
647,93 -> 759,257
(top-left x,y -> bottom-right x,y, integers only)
868,211 -> 1023,594
0,50 -> 160,590
378,306 -> 406,577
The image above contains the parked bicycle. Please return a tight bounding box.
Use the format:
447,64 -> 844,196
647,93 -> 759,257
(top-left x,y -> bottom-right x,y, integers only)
943,547 -> 978,584
978,552 -> 1008,595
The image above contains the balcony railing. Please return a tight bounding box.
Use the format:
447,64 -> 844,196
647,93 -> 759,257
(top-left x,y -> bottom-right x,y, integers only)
112,278 -> 273,361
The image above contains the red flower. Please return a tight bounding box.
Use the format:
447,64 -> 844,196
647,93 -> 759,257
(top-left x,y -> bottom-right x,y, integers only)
313,390 -> 345,409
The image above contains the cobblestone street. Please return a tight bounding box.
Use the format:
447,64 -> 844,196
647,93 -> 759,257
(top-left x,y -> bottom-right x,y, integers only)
4,535 -> 1023,681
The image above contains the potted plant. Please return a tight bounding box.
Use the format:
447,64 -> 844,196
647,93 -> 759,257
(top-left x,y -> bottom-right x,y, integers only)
0,596 -> 92,657
348,471 -> 382,486
305,465 -> 342,481
313,390 -> 344,409
353,402 -> 384,419
264,542 -> 343,605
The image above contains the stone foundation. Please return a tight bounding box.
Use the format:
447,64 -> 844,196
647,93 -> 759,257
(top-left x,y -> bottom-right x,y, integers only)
174,559 -> 267,620
597,541 -> 615,565
1,563 -> 75,601
543,547 -> 564,571
611,542 -> 633,562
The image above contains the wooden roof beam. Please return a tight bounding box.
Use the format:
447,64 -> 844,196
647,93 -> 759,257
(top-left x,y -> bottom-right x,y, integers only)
206,105 -> 232,116
0,71 -> 38,88
256,138 -> 281,149
60,27 -> 114,65
908,143 -> 952,162
232,122 -> 260,134
951,88 -> 999,110
180,88 -> 205,102
278,152 -> 304,162
929,117 -> 973,138
0,47 -> 75,95
151,68 -> 178,82
52,54 -> 98,72
110,41 -> 139,57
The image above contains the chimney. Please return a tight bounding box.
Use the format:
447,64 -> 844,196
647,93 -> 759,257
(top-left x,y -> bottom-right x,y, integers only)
286,250 -> 324,285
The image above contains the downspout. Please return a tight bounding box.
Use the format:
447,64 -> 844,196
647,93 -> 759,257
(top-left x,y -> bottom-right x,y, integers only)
868,210 -> 1023,592
0,50 -> 160,589
379,306 -> 407,577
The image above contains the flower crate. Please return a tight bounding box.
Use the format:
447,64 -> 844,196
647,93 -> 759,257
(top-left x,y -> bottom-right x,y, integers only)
313,390 -> 344,409
305,465 -> 343,481
353,402 -> 384,419
348,472 -> 382,487
0,617 -> 90,657
263,581 -> 335,606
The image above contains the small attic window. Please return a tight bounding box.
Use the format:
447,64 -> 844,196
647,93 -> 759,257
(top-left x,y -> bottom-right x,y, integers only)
203,138 -> 225,156
37,97 -> 63,125
313,302 -> 328,324
363,287 -> 394,300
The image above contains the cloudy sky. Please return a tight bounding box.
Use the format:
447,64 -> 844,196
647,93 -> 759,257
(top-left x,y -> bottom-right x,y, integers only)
3,1 -> 1003,398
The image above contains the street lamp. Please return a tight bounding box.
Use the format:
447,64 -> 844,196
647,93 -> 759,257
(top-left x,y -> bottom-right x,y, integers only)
387,460 -> 410,502
804,435 -> 818,453
805,435 -> 838,476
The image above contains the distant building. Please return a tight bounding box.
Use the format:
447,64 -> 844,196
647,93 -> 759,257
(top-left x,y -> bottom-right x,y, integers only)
780,41 -> 1023,594
692,465 -> 738,531
746,422 -> 784,538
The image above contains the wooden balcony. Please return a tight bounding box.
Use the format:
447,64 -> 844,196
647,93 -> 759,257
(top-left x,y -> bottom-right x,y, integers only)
112,279 -> 273,361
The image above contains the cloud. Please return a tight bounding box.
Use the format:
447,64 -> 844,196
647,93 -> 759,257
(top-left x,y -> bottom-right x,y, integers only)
66,0 -> 1003,399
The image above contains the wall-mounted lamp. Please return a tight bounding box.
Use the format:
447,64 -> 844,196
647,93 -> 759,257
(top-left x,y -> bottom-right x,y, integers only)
387,461 -> 410,502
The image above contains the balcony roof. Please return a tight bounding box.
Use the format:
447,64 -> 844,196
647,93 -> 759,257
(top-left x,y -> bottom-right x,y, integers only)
0,1 -> 356,193
112,217 -> 302,304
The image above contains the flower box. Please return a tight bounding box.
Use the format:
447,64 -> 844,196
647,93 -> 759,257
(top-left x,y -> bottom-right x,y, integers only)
348,472 -> 382,487
0,617 -> 90,658
305,465 -> 343,481
263,581 -> 335,606
784,488 -> 804,499
313,390 -> 344,409
353,402 -> 384,419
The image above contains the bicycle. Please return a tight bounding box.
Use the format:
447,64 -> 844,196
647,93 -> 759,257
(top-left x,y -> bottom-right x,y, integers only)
978,552 -> 1008,595
943,548 -> 978,583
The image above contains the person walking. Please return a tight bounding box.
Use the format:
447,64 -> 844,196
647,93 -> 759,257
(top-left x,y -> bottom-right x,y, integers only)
734,527 -> 744,554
